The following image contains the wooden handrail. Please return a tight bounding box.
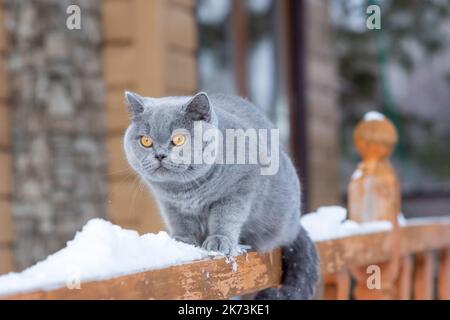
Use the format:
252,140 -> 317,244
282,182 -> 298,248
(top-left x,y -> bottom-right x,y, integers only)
4,250 -> 282,300
3,218 -> 450,300
319,219 -> 450,275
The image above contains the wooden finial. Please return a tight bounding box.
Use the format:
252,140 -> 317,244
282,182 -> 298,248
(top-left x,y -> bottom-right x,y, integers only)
354,112 -> 398,162
348,112 -> 400,223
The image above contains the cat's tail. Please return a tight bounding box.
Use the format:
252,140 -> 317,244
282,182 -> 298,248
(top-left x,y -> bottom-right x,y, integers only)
254,226 -> 320,300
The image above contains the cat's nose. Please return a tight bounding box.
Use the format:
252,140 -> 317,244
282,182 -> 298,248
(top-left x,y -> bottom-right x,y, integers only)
155,154 -> 167,161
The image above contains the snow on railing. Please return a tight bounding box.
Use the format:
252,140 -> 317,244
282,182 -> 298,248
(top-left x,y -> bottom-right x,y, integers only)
1,112 -> 450,300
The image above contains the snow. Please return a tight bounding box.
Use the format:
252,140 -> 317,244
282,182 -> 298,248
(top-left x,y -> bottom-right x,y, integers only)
0,219 -> 223,297
229,258 -> 238,273
351,169 -> 363,180
301,206 -> 393,242
364,111 -> 386,121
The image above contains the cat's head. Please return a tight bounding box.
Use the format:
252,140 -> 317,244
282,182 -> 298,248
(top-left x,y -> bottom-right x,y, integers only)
123,91 -> 218,183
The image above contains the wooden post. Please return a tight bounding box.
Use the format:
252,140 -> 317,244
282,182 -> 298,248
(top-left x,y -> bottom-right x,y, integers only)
0,4 -> 15,274
349,114 -> 400,223
439,249 -> 450,300
232,0 -> 248,98
102,0 -> 198,234
348,113 -> 402,299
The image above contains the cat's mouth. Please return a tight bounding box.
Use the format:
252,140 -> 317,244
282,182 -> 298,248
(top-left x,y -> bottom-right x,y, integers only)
160,160 -> 189,172
141,160 -> 162,173
142,160 -> 187,174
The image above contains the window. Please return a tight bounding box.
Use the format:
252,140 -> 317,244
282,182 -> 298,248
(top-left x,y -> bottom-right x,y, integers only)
197,0 -> 291,146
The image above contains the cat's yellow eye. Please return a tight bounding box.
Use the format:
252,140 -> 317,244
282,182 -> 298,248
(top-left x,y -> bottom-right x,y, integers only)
140,135 -> 153,148
172,134 -> 186,146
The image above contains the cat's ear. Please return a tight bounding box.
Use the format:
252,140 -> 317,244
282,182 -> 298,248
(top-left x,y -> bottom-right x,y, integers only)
124,91 -> 145,116
185,92 -> 212,122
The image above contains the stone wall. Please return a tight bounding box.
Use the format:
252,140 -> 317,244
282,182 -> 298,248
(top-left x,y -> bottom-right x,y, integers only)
4,0 -> 107,269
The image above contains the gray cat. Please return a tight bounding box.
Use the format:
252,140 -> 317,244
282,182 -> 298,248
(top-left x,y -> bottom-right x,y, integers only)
123,91 -> 320,300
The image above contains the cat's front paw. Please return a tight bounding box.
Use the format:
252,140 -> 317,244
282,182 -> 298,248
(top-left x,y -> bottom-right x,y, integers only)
202,235 -> 235,255
174,235 -> 199,246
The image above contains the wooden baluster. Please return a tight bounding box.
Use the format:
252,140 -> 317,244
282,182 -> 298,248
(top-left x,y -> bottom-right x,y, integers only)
414,252 -> 436,300
323,271 -> 351,300
348,113 -> 402,300
323,275 -> 337,300
396,255 -> 413,300
352,255 -> 413,300
335,270 -> 351,300
352,261 -> 398,299
439,249 -> 450,300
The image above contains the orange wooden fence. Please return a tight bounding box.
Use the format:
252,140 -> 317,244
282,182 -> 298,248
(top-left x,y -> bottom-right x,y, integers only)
2,115 -> 450,300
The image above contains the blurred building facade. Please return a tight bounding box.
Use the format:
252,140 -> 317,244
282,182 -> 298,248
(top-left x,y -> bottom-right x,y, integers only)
0,0 -> 340,272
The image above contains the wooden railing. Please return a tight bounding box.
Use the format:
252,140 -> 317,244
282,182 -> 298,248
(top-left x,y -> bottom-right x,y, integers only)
3,115 -> 450,300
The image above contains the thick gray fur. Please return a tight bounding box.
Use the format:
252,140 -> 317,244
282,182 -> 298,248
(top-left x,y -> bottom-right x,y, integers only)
123,91 -> 320,299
